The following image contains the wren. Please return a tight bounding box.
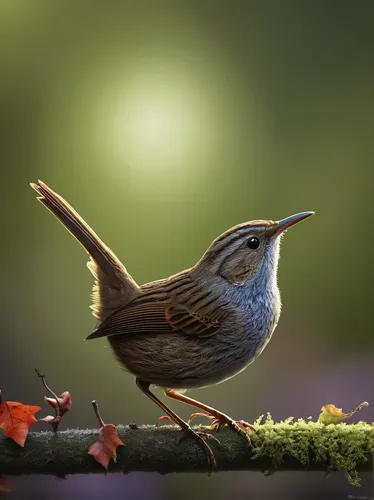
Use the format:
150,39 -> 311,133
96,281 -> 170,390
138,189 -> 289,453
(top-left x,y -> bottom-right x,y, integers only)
31,180 -> 314,468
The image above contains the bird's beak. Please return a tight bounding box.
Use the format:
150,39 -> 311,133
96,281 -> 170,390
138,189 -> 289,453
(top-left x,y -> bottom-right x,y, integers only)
272,211 -> 314,237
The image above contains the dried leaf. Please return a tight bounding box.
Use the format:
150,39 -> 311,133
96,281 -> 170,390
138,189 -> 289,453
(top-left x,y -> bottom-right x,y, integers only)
88,424 -> 124,471
318,401 -> 369,425
0,476 -> 14,497
44,391 -> 72,417
39,415 -> 62,425
0,401 -> 41,447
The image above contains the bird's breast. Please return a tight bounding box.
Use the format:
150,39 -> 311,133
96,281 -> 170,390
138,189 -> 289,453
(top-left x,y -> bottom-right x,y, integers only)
215,281 -> 281,375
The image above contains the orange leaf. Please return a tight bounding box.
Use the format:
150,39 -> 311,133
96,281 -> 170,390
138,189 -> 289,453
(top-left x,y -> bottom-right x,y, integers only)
88,424 -> 124,471
0,476 -> 14,497
0,401 -> 41,447
44,391 -> 72,417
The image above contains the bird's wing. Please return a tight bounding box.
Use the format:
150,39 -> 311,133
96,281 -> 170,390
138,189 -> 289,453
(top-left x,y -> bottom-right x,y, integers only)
86,294 -> 230,340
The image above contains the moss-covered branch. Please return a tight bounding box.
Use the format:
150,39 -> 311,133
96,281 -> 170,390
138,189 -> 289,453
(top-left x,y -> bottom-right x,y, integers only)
0,417 -> 373,486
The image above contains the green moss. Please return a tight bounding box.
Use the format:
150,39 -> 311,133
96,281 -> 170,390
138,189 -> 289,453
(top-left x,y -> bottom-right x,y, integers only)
251,414 -> 374,486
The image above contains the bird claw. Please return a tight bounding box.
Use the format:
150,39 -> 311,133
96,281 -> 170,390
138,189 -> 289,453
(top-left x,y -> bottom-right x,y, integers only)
236,419 -> 256,431
155,416 -> 218,471
232,422 -> 253,445
196,431 -> 221,447
155,415 -> 176,427
178,426 -> 218,470
177,427 -> 220,447
187,412 -> 255,444
188,412 -> 213,425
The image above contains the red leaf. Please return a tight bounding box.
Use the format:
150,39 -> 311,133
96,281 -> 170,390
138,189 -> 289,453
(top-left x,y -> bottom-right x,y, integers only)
88,425 -> 124,471
44,391 -> 72,417
0,476 -> 14,497
0,401 -> 41,447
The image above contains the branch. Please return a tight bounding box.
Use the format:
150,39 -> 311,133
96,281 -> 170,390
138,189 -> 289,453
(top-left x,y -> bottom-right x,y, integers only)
0,419 -> 373,486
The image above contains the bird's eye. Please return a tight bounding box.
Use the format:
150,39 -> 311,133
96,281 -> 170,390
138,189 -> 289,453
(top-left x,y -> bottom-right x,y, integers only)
247,237 -> 260,249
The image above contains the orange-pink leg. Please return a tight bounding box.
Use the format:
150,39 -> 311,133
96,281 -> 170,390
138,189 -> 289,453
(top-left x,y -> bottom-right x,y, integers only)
136,379 -> 217,469
163,389 -> 255,444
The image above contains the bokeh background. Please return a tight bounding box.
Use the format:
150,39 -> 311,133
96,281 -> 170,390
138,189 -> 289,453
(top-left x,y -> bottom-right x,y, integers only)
1,1 -> 373,499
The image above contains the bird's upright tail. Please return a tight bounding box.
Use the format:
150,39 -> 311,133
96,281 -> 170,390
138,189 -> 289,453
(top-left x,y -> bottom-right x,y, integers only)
31,181 -> 139,322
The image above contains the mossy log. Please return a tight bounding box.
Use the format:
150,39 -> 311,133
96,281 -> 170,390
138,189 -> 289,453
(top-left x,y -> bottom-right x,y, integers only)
0,417 -> 373,486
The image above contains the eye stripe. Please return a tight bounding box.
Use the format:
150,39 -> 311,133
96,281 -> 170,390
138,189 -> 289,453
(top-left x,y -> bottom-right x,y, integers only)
213,220 -> 275,243
212,232 -> 251,255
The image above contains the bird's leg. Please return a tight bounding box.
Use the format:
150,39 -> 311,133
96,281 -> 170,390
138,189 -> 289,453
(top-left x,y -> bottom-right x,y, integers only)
164,389 -> 255,444
136,379 -> 217,469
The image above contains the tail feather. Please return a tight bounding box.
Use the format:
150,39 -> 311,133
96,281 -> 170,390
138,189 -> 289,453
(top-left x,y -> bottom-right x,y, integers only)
31,181 -> 139,321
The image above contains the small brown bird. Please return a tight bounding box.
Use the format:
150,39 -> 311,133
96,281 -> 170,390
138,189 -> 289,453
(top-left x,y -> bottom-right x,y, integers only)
31,181 -> 313,468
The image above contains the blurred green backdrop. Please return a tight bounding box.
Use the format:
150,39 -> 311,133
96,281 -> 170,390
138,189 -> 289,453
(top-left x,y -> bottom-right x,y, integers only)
1,1 -> 373,499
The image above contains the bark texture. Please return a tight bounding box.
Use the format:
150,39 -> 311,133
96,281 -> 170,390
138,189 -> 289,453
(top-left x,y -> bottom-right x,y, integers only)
0,419 -> 373,486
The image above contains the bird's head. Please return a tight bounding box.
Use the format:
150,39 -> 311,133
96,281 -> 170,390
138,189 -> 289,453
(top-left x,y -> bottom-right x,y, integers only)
197,212 -> 314,286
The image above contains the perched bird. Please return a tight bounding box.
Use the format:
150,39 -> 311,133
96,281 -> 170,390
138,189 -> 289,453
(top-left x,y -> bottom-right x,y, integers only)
31,181 -> 314,468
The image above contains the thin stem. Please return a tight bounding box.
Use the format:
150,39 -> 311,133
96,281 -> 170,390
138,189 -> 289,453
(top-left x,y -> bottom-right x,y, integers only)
346,401 -> 369,419
91,400 -> 105,428
35,368 -> 61,431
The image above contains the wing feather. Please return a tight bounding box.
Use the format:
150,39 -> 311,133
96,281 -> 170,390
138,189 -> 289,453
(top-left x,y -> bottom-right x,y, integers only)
86,291 -> 230,340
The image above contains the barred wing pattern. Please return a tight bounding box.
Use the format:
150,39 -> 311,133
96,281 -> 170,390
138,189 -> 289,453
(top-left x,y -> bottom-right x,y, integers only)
87,273 -> 231,339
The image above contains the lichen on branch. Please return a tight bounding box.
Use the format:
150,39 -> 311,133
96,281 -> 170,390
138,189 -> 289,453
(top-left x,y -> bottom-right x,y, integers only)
251,414 -> 374,486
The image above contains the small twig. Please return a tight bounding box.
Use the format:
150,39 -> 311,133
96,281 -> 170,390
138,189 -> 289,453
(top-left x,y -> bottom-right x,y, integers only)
35,368 -> 61,431
91,400 -> 105,428
346,401 -> 369,419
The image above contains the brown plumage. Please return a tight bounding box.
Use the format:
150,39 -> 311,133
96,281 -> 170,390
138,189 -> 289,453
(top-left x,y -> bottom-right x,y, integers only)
31,180 -> 313,469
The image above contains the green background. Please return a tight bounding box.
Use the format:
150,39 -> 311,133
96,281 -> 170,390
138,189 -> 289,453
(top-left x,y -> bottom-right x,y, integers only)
1,1 -> 373,499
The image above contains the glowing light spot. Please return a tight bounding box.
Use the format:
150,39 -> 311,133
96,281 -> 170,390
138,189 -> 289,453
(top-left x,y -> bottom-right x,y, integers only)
108,66 -> 215,171
128,95 -> 186,156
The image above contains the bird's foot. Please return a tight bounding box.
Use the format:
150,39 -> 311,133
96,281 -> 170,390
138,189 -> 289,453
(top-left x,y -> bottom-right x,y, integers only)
178,426 -> 218,470
155,415 -> 218,471
188,412 -> 255,444
155,415 -> 176,426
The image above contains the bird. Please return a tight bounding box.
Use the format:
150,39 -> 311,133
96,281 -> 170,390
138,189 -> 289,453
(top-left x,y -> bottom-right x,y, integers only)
31,180 -> 314,468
